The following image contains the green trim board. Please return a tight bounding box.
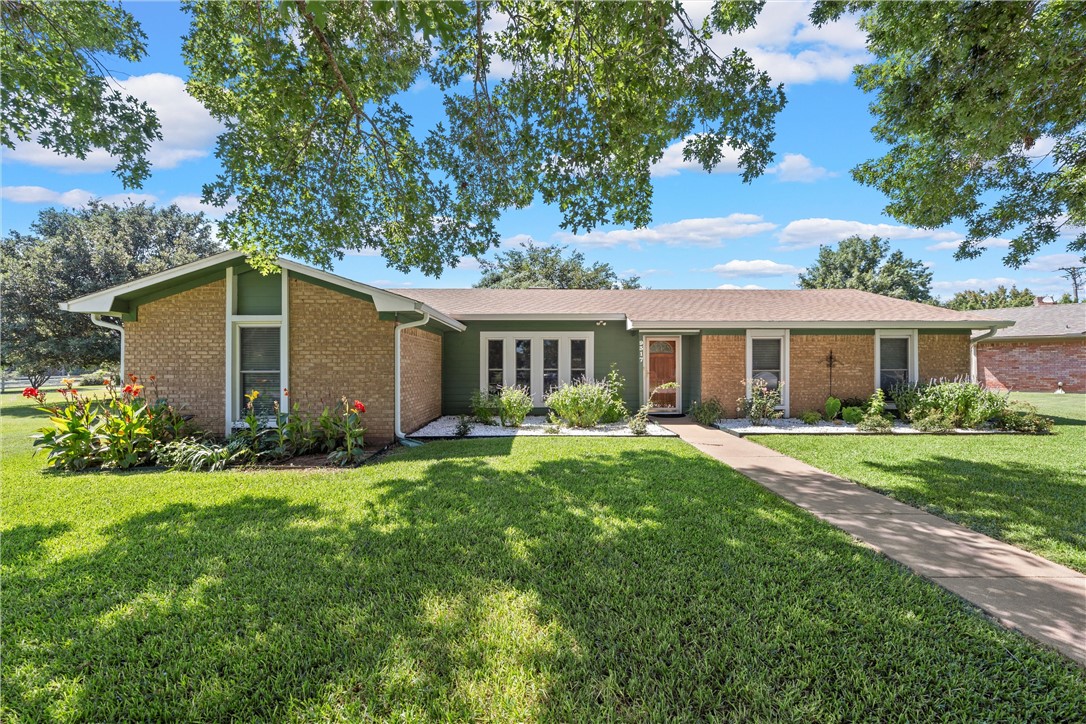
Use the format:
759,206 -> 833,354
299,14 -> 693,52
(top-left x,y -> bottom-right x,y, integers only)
122,269 -> 229,321
236,268 -> 282,315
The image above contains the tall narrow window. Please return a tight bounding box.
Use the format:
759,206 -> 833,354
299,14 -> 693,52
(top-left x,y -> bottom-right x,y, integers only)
879,337 -> 910,392
487,339 -> 504,393
542,339 -> 559,394
751,338 -> 782,390
570,338 -> 587,382
239,326 -> 280,416
515,338 -> 532,392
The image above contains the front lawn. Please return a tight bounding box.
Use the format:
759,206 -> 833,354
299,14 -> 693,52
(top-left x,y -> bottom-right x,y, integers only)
3,391 -> 1084,720
751,393 -> 1086,573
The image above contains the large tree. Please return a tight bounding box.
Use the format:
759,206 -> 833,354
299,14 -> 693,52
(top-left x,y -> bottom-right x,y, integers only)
1,0 -> 161,187
475,242 -> 640,289
182,1 -> 786,273
943,285 -> 1036,311
0,202 -> 222,383
797,235 -> 933,302
811,1 -> 1086,267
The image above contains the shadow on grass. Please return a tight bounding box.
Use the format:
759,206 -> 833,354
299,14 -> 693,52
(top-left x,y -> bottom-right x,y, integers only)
860,454 -> 1086,568
4,443 -> 1084,720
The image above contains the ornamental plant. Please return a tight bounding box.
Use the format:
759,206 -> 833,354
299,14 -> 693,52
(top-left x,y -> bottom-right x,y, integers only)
327,398 -> 368,466
600,364 -> 629,424
737,379 -> 782,426
470,390 -> 501,425
689,398 -> 726,426
498,385 -> 533,427
824,396 -> 842,421
545,380 -> 612,428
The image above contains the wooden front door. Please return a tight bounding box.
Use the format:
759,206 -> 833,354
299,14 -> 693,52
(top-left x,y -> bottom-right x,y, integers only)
646,337 -> 679,411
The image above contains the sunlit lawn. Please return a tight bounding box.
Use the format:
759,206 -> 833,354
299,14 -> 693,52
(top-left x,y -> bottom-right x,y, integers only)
3,390 -> 1084,721
751,393 -> 1086,573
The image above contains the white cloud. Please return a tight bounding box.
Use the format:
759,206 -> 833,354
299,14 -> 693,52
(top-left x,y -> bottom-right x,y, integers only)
651,135 -> 741,178
1,185 -> 157,207
707,259 -> 804,278
766,153 -> 832,182
926,237 -> 1010,252
717,283 -> 767,290
500,233 -> 535,248
344,248 -> 380,257
455,257 -> 482,271
5,73 -> 222,174
777,218 -> 961,248
1024,253 -> 1086,272
556,214 -> 777,249
168,194 -> 238,218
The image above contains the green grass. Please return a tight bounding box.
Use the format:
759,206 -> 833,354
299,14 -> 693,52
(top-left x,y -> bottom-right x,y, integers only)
751,393 -> 1086,573
3,391 -> 1084,721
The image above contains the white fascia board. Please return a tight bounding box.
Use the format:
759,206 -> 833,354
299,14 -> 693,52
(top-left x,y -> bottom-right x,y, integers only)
627,319 -> 1013,331
276,259 -> 465,331
61,250 -> 245,313
454,313 -> 628,322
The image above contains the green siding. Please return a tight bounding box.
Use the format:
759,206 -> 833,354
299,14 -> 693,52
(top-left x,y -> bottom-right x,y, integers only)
236,269 -> 282,315
442,321 -> 641,415
683,335 -> 701,408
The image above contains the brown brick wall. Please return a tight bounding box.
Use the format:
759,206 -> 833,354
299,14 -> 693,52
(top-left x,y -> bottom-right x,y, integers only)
699,335 -> 746,418
789,334 -> 876,414
288,278 -> 397,444
918,333 -> 971,382
399,327 -> 443,433
976,338 -> 1086,393
125,279 -> 227,434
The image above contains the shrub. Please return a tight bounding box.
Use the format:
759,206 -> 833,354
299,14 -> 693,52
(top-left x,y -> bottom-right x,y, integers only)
454,415 -> 474,438
996,401 -> 1053,434
628,403 -> 651,435
326,398 -> 368,466
545,380 -> 612,428
737,379 -> 783,426
891,379 -> 1044,432
841,406 -> 864,424
800,411 -> 822,425
855,389 -> 894,433
158,438 -> 240,472
470,390 -> 501,424
78,364 -> 119,386
824,396 -> 841,421
600,365 -> 629,424
839,397 -> 867,409
499,385 -> 533,427
543,412 -> 562,435
689,398 -> 726,426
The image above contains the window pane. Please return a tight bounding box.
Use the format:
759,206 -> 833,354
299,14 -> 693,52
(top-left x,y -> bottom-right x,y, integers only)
570,339 -> 587,381
488,339 -> 504,371
240,327 -> 280,370
751,338 -> 782,391
488,369 -> 503,393
515,339 -> 531,392
241,372 -> 280,416
880,338 -> 909,371
542,339 -> 559,394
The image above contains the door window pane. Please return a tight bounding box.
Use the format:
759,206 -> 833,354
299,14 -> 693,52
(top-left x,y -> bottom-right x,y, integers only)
515,339 -> 532,392
751,338 -> 782,390
239,326 -> 280,416
542,339 -> 559,394
487,339 -> 504,393
570,339 -> 587,381
880,337 -> 910,392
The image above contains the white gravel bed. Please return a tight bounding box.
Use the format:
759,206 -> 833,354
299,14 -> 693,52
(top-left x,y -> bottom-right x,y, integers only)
411,415 -> 676,438
715,418 -> 1008,436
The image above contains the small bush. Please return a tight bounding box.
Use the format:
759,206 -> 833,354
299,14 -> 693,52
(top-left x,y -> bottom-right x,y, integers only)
824,396 -> 841,421
689,398 -> 725,426
841,406 -> 864,424
839,397 -> 867,409
471,390 -> 501,424
499,385 -> 533,427
890,379 -> 1050,432
545,380 -> 612,428
158,438 -> 239,472
800,411 -> 822,425
600,365 -> 629,424
856,389 -> 894,433
737,379 -> 783,426
454,415 -> 474,438
78,364 -> 119,386
543,412 -> 562,435
628,403 -> 651,435
996,401 -> 1053,434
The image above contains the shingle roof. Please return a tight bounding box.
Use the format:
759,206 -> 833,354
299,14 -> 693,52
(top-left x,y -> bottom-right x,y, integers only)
400,288 -> 1005,328
969,304 -> 1086,340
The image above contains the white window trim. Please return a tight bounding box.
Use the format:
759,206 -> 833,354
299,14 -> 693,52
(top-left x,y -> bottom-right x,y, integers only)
478,332 -> 594,406
225,266 -> 290,428
745,329 -> 790,416
641,335 -> 682,412
874,328 -> 918,394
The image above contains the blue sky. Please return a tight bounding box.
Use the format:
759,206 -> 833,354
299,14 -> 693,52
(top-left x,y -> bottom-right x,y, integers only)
2,1 -> 1079,298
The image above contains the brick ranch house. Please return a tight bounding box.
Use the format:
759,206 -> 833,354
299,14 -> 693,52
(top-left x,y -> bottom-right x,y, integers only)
970,302 -> 1086,393
62,251 -> 1012,443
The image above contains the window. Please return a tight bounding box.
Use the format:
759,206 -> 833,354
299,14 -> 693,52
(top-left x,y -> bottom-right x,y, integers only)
751,338 -> 782,390
487,339 -> 504,393
239,326 -> 280,416
479,332 -> 594,405
879,337 -> 910,392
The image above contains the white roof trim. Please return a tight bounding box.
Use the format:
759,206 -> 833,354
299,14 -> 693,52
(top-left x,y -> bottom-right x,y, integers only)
627,319 -> 1014,331
451,313 -> 628,322
61,250 -> 245,313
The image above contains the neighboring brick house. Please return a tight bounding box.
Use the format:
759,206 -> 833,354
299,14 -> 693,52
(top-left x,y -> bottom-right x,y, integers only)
62,251 -> 1010,438
970,303 -> 1086,393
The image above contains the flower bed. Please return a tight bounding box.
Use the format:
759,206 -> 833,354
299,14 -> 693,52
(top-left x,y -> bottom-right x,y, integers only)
412,415 -> 675,438
714,418 -> 1015,436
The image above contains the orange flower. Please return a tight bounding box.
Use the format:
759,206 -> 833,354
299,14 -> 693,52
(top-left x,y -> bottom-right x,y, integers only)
102,378 -> 112,386
353,400 -> 366,412
148,375 -> 156,382
129,374 -> 138,383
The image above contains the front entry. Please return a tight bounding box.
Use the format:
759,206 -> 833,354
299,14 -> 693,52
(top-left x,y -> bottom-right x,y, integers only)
645,336 -> 681,412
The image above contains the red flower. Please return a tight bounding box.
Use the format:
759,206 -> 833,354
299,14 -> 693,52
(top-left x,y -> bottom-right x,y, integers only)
123,384 -> 134,394
22,386 -> 38,398
353,400 -> 366,412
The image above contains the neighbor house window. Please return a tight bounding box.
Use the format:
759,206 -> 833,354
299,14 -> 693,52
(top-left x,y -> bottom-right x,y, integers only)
238,326 -> 281,416
480,333 -> 594,405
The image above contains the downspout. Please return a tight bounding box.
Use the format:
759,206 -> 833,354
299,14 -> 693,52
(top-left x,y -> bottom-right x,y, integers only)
91,314 -> 125,381
394,311 -> 430,445
970,327 -> 999,382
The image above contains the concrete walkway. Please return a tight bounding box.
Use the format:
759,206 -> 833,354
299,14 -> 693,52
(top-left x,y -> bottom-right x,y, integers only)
660,417 -> 1086,667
